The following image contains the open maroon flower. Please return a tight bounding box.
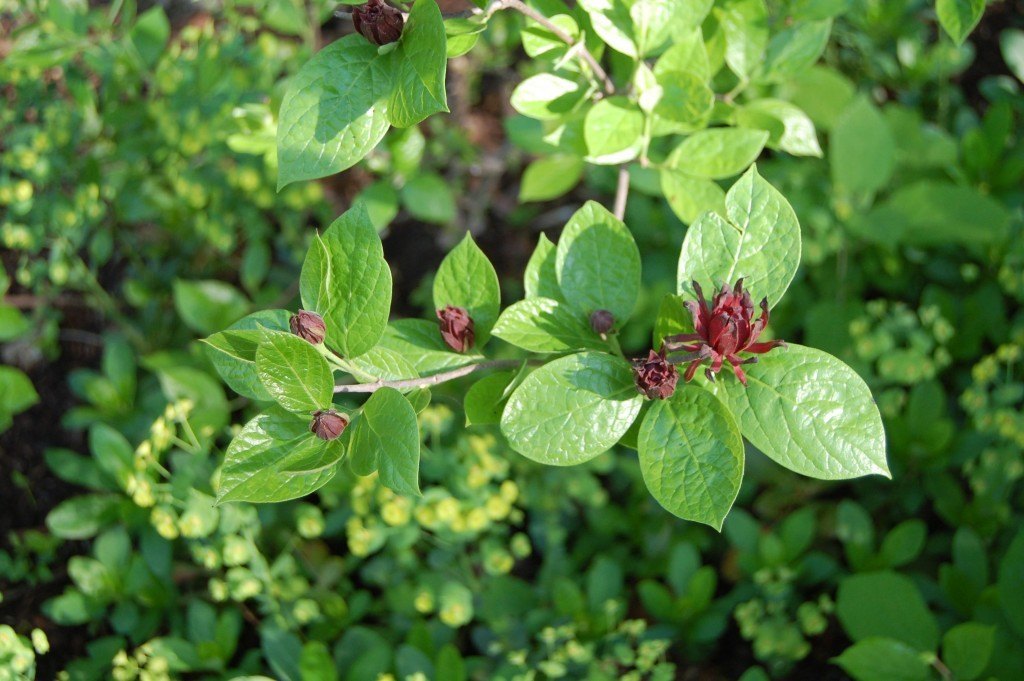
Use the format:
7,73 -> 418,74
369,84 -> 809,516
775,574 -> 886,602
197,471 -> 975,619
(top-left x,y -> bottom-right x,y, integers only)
289,310 -> 326,345
310,409 -> 349,441
664,279 -> 785,386
437,305 -> 475,353
632,347 -> 679,400
352,0 -> 404,46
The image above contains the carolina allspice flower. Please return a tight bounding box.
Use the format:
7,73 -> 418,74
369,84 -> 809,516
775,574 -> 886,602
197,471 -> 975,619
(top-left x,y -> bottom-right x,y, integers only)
437,305 -> 475,353
632,347 -> 679,400
289,310 -> 326,345
310,409 -> 349,441
664,278 -> 786,385
590,309 -> 615,336
352,0 -> 404,46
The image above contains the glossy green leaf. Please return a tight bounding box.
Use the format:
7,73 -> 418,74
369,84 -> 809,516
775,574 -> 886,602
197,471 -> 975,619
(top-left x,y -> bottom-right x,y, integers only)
677,166 -> 800,306
936,0 -> 985,45
501,352 -> 643,465
520,155 -> 584,202
464,371 -> 516,426
718,0 -> 768,79
433,233 -> 501,346
578,0 -> 637,57
836,572 -> 939,651
300,205 -> 392,358
556,201 -> 642,322
218,408 -> 337,504
738,99 -> 822,156
660,170 -> 725,224
758,19 -> 831,83
385,0 -> 448,128
637,386 -> 744,530
202,310 -> 290,401
584,97 -> 644,164
651,71 -> 714,134
833,638 -> 930,681
377,319 -> 481,375
712,344 -> 889,480
256,331 -> 334,413
654,28 -> 711,81
346,345 -> 420,383
492,298 -> 605,353
510,73 -> 586,121
667,128 -> 768,180
276,35 -> 391,188
348,388 -> 421,495
524,234 -> 563,302
631,0 -> 681,56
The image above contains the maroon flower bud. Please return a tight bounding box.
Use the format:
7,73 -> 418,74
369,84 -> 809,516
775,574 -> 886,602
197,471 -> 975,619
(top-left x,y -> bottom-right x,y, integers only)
663,279 -> 786,386
310,409 -> 349,441
351,0 -> 404,46
436,305 -> 475,353
589,309 -> 615,336
289,310 -> 326,345
632,348 -> 678,400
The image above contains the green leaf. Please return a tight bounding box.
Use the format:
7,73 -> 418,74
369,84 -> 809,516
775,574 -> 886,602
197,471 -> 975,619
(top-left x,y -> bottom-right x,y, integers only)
172,280 -> 250,335
349,388 -> 421,495
401,173 -> 457,224
833,638 -> 930,681
584,97 -> 645,164
654,28 -> 711,81
218,408 -> 337,504
492,298 -> 605,353
501,352 -> 643,465
521,14 -> 579,58
202,310 -> 291,401
637,386 -> 743,529
758,19 -> 831,83
377,319 -> 481,375
651,71 -> 714,133
1002,29 -> 1024,83
520,155 -> 584,202
46,495 -> 121,539
718,0 -> 768,79
510,73 -> 586,120
660,171 -> 725,224
942,623 -> 995,681
847,181 -> 1011,247
524,234 -> 563,301
578,0 -> 638,57
300,205 -> 392,358
667,128 -> 768,180
776,65 -> 855,131
276,35 -> 392,188
836,572 -> 940,651
936,0 -> 985,45
830,95 -> 895,196
556,201 -> 642,322
0,304 -> 30,341
300,642 -> 339,681
129,7 -> 170,68
385,0 -> 448,128
279,435 -> 347,474
89,424 -> 134,486
346,345 -> 420,383
256,331 -> 334,413
0,366 -> 39,416
355,180 -> 400,231
738,99 -> 822,157
998,530 -> 1024,637
879,520 -> 926,567
433,233 -> 501,346
464,371 -> 516,426
712,344 -> 889,480
677,166 -> 800,306
631,0 -> 681,56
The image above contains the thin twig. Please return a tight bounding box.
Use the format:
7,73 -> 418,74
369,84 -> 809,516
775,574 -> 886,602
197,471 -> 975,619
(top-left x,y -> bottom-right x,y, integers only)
613,165 -> 630,220
334,359 -> 535,394
487,0 -> 615,95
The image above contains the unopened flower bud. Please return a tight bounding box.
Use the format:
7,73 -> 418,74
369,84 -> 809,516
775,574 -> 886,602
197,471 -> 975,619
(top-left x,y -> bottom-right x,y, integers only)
310,409 -> 349,440
589,309 -> 615,336
289,310 -> 326,345
437,305 -> 475,353
632,348 -> 678,400
352,0 -> 404,46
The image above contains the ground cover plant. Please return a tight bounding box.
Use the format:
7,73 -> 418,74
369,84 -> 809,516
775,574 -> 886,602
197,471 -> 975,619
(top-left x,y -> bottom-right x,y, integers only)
1,0 -> 1023,679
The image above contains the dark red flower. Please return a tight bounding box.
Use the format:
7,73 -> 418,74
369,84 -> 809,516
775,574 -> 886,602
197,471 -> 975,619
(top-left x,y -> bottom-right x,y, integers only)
289,310 -> 326,345
352,0 -> 404,46
664,279 -> 785,385
589,309 -> 615,336
632,347 -> 679,400
310,409 -> 349,441
437,305 -> 475,353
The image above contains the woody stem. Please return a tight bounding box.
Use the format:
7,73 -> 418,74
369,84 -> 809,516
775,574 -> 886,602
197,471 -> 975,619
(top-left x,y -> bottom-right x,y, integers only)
333,359 -> 538,394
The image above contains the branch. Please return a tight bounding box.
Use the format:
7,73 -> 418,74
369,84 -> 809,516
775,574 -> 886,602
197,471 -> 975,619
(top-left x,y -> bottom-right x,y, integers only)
613,165 -> 630,220
488,0 -> 615,95
334,359 -> 532,394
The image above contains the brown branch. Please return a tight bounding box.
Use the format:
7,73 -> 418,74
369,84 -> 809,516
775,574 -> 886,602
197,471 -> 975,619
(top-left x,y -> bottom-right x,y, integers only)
487,0 -> 615,95
334,359 -> 536,394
